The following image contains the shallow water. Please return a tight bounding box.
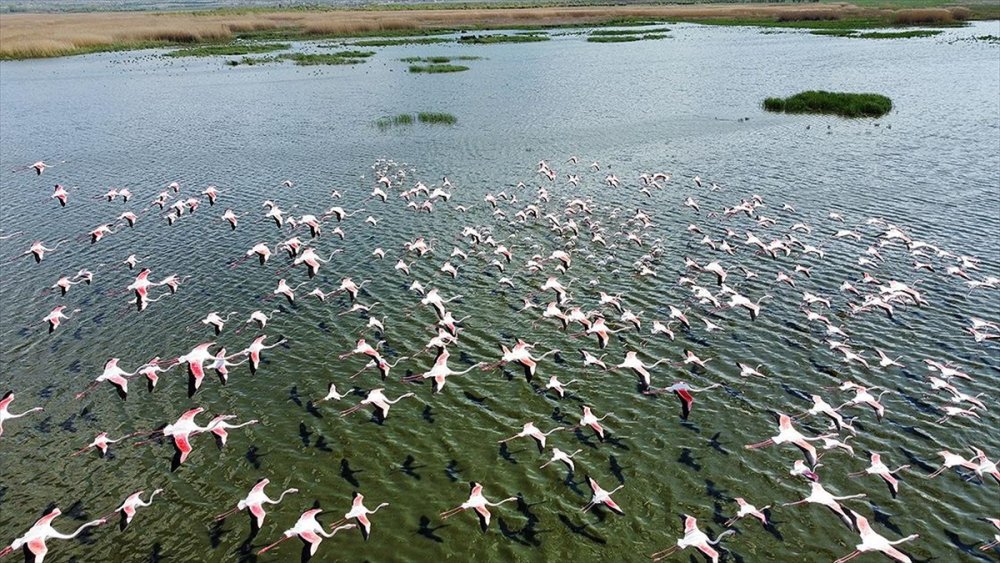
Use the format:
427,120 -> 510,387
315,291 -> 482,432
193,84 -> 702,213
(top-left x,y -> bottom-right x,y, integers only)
0,22 -> 998,563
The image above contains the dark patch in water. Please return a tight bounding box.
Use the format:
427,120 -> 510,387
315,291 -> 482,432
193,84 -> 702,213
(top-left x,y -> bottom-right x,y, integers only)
678,448 -> 701,471
340,458 -> 361,487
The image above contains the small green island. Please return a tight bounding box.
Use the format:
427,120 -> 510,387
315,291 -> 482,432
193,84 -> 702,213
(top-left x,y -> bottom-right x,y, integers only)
763,91 -> 892,118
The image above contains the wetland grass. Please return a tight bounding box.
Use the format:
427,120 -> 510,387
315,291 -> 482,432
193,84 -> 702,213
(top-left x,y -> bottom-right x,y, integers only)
0,4 -> 988,60
810,28 -> 943,37
408,64 -> 470,73
167,42 -> 290,57
763,91 -> 892,118
457,33 -> 550,44
587,33 -> 668,42
282,50 -> 375,65
418,112 -> 458,125
589,26 -> 671,35
374,112 -> 456,129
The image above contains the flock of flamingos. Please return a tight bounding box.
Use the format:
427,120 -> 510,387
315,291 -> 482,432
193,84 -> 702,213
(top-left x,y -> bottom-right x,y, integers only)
0,155 -> 997,563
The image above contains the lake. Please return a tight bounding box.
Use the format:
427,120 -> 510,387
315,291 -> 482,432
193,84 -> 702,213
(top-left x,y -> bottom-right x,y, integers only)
0,21 -> 998,563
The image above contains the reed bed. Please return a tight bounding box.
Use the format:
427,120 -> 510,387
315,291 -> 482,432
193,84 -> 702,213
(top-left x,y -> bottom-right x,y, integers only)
0,4 -> 980,60
763,91 -> 892,118
408,63 -> 470,73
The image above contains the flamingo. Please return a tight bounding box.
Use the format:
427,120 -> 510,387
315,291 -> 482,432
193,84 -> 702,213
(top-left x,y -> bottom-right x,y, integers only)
724,497 -> 770,527
71,431 -> 129,457
927,450 -> 979,478
651,514 -> 735,563
109,489 -> 163,527
0,508 -> 105,562
205,414 -> 257,446
340,388 -> 414,420
257,509 -> 354,556
834,510 -> 919,563
745,413 -> 824,466
577,405 -> 612,439
237,335 -> 286,373
582,476 -> 623,514
612,350 -> 669,388
403,348 -> 483,393
329,492 -> 389,541
212,478 -> 298,529
439,482 -> 518,529
175,343 -> 215,391
497,421 -> 565,452
643,381 -> 722,420
0,391 -> 43,437
540,447 -> 583,471
781,482 -> 866,528
849,453 -> 909,497
42,306 -> 77,333
51,185 -> 68,207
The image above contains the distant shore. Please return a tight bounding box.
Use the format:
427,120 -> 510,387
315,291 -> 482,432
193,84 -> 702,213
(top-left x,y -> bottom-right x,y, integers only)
0,2 -> 991,60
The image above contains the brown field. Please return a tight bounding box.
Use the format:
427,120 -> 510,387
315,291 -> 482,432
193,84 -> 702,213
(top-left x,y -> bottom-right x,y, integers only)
0,3 -> 978,60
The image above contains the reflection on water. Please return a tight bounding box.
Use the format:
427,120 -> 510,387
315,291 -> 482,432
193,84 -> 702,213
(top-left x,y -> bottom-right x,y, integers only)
0,21 -> 998,563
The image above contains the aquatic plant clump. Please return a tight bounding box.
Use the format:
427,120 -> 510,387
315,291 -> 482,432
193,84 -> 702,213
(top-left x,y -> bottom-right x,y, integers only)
282,51 -> 375,65
763,91 -> 892,118
417,112 -> 458,125
408,64 -> 470,73
587,33 -> 669,43
457,33 -> 550,44
167,42 -> 290,57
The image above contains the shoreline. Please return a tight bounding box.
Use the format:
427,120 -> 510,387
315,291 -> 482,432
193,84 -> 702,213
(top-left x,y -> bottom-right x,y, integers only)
0,3 -> 993,60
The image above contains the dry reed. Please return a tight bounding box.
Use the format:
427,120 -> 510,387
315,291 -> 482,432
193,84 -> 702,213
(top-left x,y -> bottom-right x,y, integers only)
0,4 -> 976,60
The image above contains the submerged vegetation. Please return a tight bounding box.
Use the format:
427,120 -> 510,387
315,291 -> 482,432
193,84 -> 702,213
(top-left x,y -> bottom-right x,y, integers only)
374,112 -> 456,129
457,33 -> 550,44
409,63 -> 470,73
400,56 -> 481,63
418,112 -> 458,125
763,91 -> 893,118
167,42 -> 289,57
0,4 -> 990,60
281,50 -> 375,65
352,37 -> 451,47
587,33 -> 669,42
811,28 -> 943,38
589,27 -> 671,35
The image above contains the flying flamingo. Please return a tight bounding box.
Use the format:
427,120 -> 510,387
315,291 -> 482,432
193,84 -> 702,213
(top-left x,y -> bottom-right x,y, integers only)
651,514 -> 735,563
745,413 -> 825,466
175,343 -> 215,391
497,421 -> 565,452
208,348 -> 248,384
213,478 -> 298,529
201,312 -> 237,335
51,185 -> 68,207
76,358 -> 138,400
143,407 -> 211,464
980,518 -> 1000,551
582,476 -> 623,514
643,381 -> 722,420
403,348 -> 484,393
926,450 -> 979,478
611,350 -> 670,388
329,492 -> 390,541
576,405 -> 612,440
42,306 -> 79,333
0,508 -> 105,562
22,240 -> 65,263
540,447 -> 583,471
543,375 -> 579,398
848,453 -> 909,497
340,388 -> 415,420
107,489 -> 163,528
0,391 -> 43,437
71,431 -> 131,457
834,510 -> 919,563
273,279 -> 307,304
257,509 -> 355,557
781,482 -> 866,528
724,498 -> 770,527
439,482 -> 518,529
236,335 -> 287,373
206,415 -> 257,446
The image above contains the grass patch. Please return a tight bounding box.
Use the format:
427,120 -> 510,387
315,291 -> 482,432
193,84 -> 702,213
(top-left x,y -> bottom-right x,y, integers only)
282,51 -> 374,65
589,26 -> 671,35
763,91 -> 892,118
400,55 -> 481,62
374,112 -> 456,129
811,28 -> 943,38
418,112 -> 457,125
167,42 -> 290,57
856,29 -> 943,38
587,33 -> 669,42
353,37 -> 451,46
375,114 -> 416,129
409,63 -> 470,73
225,55 -> 283,66
458,33 -> 550,44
